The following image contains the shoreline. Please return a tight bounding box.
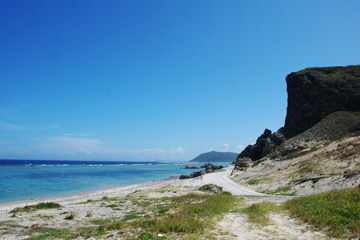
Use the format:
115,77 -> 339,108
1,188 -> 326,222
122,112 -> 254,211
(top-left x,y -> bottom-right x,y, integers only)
0,165 -> 246,213
0,177 -> 183,213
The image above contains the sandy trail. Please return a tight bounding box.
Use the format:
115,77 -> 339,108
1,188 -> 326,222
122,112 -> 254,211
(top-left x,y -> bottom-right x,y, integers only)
179,166 -> 265,196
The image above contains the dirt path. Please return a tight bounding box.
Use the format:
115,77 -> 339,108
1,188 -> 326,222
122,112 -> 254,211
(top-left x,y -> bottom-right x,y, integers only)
179,166 -> 265,196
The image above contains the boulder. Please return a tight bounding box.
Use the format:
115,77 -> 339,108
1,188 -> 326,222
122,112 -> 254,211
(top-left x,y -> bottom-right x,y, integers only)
234,157 -> 253,170
200,163 -> 224,171
185,165 -> 200,169
179,169 -> 206,179
199,184 -> 223,194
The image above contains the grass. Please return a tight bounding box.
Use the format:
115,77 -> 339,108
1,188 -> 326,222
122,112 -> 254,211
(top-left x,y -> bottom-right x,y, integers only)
10,202 -> 61,213
261,186 -> 297,196
16,186 -> 237,239
247,179 -> 259,185
284,187 -> 360,238
131,192 -> 238,234
242,202 -> 281,225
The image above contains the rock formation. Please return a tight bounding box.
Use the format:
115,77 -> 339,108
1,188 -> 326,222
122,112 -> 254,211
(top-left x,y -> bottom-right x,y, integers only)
236,65 -> 360,164
234,157 -> 253,171
284,65 -> 360,138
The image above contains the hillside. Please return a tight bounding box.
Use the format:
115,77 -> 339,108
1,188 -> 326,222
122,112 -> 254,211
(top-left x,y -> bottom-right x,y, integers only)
189,151 -> 238,162
231,135 -> 360,196
233,64 -> 360,196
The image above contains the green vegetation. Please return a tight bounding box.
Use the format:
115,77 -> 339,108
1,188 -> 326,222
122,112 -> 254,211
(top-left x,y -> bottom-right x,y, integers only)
23,191 -> 237,239
261,186 -> 296,196
10,202 -> 61,213
247,179 -> 259,185
131,193 -> 237,234
242,202 -> 281,225
284,187 -> 360,238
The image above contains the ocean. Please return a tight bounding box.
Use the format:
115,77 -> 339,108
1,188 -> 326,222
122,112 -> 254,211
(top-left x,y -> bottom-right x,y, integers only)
0,159 -> 217,204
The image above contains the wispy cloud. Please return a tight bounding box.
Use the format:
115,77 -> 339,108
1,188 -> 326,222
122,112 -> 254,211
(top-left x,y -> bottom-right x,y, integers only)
29,135 -> 186,160
237,145 -> 245,151
0,122 -> 26,130
62,133 -> 94,136
223,143 -> 230,151
0,108 -> 20,118
169,147 -> 186,155
36,124 -> 60,130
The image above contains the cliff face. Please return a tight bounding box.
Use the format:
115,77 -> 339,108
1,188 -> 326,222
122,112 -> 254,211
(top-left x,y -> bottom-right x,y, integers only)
284,66 -> 360,138
237,65 -> 360,162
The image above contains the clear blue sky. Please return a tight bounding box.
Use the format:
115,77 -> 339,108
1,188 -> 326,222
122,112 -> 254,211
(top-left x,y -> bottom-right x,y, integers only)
1,0 -> 359,161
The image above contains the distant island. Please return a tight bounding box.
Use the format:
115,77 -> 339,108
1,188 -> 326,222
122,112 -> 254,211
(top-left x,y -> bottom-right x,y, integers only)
189,151 -> 238,162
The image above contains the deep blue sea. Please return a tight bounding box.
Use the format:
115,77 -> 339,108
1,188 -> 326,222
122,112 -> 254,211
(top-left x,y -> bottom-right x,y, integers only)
0,159 -> 217,204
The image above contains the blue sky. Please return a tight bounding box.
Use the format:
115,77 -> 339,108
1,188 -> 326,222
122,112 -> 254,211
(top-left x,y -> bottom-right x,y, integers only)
1,0 -> 359,161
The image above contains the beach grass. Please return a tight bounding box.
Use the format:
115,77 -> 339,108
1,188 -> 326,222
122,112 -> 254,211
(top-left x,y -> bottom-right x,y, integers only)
22,189 -> 238,239
10,202 -> 61,213
242,202 -> 281,225
284,187 -> 360,238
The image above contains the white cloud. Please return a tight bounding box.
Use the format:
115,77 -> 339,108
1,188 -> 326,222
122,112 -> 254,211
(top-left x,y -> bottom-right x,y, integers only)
223,143 -> 230,151
4,135 -> 186,161
206,147 -> 215,152
62,133 -> 93,136
33,136 -> 102,154
169,147 -> 186,155
237,145 -> 245,151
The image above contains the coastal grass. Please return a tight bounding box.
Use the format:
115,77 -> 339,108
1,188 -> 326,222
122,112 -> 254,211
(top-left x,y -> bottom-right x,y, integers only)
131,192 -> 238,234
242,202 -> 281,225
284,187 -> 360,238
261,186 -> 297,196
10,202 -> 61,213
23,191 -> 238,239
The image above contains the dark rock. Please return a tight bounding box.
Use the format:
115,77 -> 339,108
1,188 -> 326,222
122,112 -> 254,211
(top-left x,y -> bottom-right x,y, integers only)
185,165 -> 200,169
237,129 -> 286,161
284,65 -> 360,138
349,122 -> 360,133
234,157 -> 253,170
206,169 -> 215,173
179,174 -> 191,179
179,169 -> 206,179
199,184 -> 223,194
201,163 -> 224,171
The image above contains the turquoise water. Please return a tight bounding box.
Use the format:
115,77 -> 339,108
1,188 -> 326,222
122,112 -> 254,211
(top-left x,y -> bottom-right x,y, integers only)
0,160 -> 207,203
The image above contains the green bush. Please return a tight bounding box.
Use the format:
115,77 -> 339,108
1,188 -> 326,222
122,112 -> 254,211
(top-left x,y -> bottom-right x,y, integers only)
11,202 -> 61,213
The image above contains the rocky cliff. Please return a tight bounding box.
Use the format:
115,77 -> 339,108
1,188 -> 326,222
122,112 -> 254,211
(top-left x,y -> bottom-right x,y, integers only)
284,65 -> 360,138
237,65 -> 360,163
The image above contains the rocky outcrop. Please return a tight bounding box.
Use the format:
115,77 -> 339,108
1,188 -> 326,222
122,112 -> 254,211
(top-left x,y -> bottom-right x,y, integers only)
185,165 -> 200,169
237,129 -> 286,161
234,157 -> 254,171
201,163 -> 224,173
180,163 -> 224,179
179,169 -> 206,179
237,65 -> 360,162
284,65 -> 360,138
